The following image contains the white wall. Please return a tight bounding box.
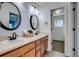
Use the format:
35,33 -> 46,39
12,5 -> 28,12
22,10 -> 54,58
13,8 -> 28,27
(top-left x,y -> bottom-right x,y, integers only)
38,2 -> 73,56
65,3 -> 73,56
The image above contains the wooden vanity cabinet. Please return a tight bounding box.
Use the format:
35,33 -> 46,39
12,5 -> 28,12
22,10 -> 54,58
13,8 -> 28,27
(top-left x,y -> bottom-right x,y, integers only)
1,35 -> 48,57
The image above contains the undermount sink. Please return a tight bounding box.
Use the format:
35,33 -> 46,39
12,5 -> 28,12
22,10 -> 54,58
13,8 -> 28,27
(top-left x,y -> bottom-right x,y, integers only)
0,39 -> 24,46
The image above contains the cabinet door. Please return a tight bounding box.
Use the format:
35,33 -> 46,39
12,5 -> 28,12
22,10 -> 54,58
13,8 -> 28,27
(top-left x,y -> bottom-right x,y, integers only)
40,36 -> 48,56
36,44 -> 40,51
36,50 -> 41,57
41,43 -> 45,56
24,48 -> 35,57
45,39 -> 48,50
36,39 -> 40,46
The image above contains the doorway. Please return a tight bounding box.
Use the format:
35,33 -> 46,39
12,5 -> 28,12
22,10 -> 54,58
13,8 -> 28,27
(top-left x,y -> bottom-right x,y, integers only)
51,7 -> 65,54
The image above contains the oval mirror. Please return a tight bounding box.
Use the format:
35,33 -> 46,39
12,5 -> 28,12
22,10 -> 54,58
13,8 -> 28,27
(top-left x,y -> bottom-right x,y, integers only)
0,2 -> 21,30
30,14 -> 39,30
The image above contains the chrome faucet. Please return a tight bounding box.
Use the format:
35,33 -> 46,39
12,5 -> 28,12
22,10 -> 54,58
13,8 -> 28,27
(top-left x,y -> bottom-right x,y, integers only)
8,32 -> 17,40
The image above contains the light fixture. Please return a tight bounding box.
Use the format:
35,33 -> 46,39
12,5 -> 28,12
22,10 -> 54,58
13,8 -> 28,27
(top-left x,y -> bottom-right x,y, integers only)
35,9 -> 39,15
30,5 -> 39,15
55,10 -> 61,14
29,6 -> 35,14
31,6 -> 34,11
18,2 -> 23,4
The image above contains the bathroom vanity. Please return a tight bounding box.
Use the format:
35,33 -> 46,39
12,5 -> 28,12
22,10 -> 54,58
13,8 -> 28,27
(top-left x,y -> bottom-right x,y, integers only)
0,34 -> 48,57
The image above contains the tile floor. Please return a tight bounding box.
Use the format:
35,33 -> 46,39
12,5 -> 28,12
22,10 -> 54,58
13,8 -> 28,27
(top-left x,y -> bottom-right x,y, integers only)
43,51 -> 65,57
52,40 -> 64,53
43,40 -> 65,57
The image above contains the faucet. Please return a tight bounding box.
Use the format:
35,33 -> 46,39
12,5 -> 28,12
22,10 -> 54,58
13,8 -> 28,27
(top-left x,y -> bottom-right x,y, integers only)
12,32 -> 17,39
8,32 -> 17,40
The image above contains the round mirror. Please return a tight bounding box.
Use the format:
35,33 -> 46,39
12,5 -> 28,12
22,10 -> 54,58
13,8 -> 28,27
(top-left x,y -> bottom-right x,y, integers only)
0,2 -> 21,30
30,15 -> 39,30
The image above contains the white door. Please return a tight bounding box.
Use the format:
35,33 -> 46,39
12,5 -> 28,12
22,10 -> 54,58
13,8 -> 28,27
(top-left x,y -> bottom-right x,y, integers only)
77,2 -> 79,57
51,8 -> 65,41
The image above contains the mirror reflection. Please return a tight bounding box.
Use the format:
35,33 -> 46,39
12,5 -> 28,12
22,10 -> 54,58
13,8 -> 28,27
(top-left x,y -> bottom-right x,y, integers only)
30,15 -> 39,30
0,2 -> 21,30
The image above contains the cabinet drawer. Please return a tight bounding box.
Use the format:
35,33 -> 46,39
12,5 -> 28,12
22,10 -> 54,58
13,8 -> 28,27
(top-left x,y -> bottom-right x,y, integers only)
36,39 -> 40,46
41,37 -> 45,42
36,50 -> 41,57
2,42 -> 35,57
45,40 -> 48,50
44,36 -> 47,40
24,48 -> 35,57
36,44 -> 40,51
41,43 -> 45,55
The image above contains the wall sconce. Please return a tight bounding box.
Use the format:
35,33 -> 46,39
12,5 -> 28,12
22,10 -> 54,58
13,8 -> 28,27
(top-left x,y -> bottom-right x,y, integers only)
30,6 -> 35,14
35,8 -> 39,15
30,5 -> 39,15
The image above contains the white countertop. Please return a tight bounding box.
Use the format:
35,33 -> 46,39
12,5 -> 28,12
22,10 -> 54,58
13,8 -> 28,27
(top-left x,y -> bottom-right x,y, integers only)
0,33 -> 48,56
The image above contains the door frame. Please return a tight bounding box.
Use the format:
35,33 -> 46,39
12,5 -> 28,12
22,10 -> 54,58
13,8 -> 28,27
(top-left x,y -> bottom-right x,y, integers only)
50,7 -> 66,55
71,2 -> 77,56
77,2 -> 79,56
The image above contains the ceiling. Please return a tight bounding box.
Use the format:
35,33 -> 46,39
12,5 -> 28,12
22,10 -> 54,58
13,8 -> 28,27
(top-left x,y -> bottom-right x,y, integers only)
35,2 -> 65,6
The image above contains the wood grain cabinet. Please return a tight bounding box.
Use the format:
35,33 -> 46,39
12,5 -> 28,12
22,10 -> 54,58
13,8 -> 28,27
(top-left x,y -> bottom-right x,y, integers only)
24,48 -> 35,57
1,42 -> 35,57
1,35 -> 48,57
36,45 -> 40,51
41,41 -> 45,56
36,50 -> 41,57
41,36 -> 48,56
44,36 -> 48,50
35,40 -> 41,57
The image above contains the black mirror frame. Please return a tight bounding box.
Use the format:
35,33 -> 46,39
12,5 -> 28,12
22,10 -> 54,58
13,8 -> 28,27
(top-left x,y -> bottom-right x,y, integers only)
30,14 -> 39,30
0,2 -> 21,31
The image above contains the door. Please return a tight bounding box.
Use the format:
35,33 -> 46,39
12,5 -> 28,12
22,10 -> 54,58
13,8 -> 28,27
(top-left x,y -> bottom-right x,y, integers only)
51,8 -> 65,53
51,8 -> 65,41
